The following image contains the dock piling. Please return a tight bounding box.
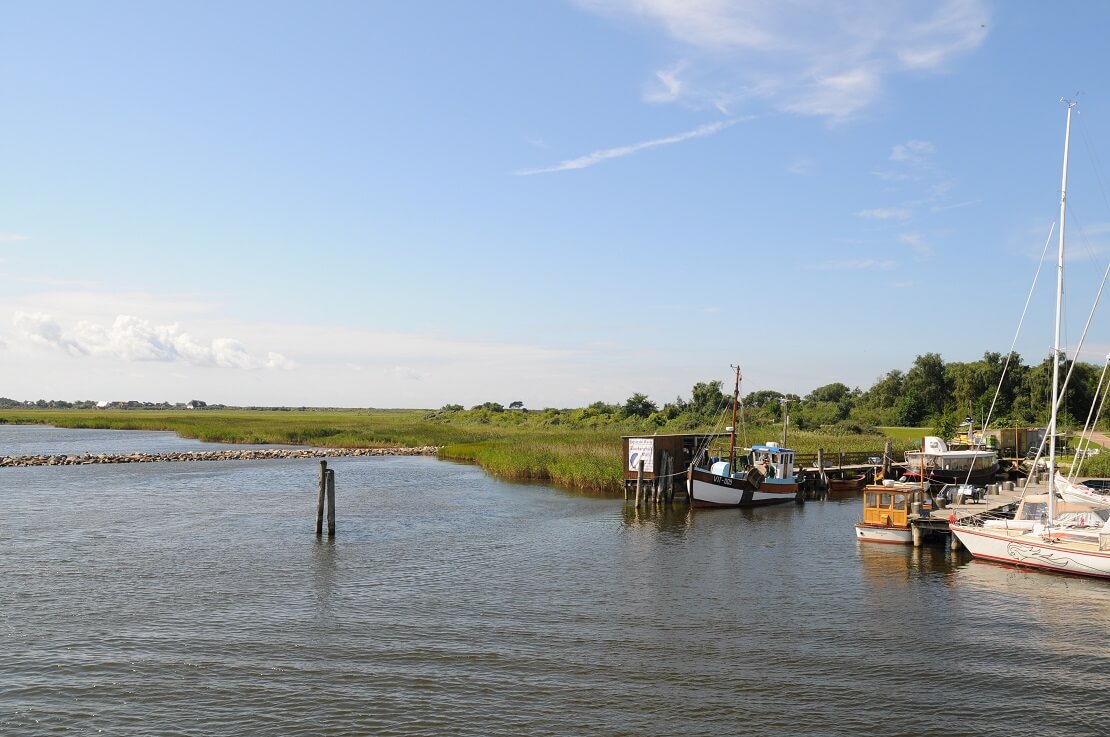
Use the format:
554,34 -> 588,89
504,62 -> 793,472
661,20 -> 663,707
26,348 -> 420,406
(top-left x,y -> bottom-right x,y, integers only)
326,468 -> 336,537
315,460 -> 327,535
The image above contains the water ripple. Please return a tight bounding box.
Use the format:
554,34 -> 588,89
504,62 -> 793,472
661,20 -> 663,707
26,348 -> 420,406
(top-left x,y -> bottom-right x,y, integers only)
1,429 -> 1109,736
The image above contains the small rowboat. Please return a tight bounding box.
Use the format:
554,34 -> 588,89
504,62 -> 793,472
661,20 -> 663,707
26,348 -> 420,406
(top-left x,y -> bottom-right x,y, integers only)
827,473 -> 867,494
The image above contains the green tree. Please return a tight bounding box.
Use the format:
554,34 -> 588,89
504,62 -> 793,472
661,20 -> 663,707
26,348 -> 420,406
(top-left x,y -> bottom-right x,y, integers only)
903,353 -> 949,419
689,380 -> 728,420
622,392 -> 657,419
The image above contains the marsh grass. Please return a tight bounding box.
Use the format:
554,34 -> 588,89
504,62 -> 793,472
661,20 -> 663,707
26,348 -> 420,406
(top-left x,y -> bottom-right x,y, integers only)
0,409 -> 914,495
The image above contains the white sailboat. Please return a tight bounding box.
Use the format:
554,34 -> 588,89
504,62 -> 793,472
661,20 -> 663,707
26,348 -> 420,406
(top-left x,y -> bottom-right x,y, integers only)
951,101 -> 1110,578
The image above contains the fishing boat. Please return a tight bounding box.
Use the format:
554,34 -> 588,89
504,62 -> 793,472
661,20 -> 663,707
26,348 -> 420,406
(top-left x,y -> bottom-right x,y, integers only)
898,436 -> 999,486
951,101 -> 1110,578
687,366 -> 802,508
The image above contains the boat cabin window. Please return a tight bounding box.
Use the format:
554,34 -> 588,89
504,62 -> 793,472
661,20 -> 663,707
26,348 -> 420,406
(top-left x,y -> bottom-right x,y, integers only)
1017,501 -> 1047,521
863,488 -> 910,527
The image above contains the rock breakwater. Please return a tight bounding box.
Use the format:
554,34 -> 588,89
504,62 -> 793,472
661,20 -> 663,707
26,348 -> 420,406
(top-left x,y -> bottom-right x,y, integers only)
0,447 -> 440,467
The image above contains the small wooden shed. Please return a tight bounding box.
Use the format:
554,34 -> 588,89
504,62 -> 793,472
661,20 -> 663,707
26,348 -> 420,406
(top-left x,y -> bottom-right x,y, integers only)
621,433 -> 719,497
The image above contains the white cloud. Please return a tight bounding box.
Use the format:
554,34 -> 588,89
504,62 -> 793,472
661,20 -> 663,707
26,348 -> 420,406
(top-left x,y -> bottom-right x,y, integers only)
576,0 -> 989,121
0,233 -> 30,242
12,312 -> 292,370
858,207 -> 911,221
515,118 -> 742,175
778,67 -> 881,121
13,312 -> 87,356
896,2 -> 989,70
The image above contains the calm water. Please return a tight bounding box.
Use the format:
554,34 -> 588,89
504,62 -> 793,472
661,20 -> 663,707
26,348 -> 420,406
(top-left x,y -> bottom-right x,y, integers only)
1,428 -> 1108,736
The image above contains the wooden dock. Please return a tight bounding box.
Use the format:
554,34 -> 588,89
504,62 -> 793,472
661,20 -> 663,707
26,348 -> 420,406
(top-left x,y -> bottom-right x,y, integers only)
907,479 -> 1041,548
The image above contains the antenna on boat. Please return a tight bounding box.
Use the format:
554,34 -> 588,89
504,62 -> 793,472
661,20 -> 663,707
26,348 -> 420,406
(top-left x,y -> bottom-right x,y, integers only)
779,396 -> 789,447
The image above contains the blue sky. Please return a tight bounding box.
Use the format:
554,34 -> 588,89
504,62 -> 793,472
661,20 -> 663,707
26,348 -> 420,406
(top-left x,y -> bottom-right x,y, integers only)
4,1 -> 1110,408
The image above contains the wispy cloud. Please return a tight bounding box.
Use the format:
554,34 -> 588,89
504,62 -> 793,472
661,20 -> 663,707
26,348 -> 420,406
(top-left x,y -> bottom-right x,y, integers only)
930,199 -> 981,213
890,139 -> 935,163
898,232 -> 931,255
787,158 -> 815,176
12,312 -> 295,369
644,61 -> 688,103
805,259 -> 896,271
858,207 -> 911,221
514,118 -> 742,175
393,366 -> 426,381
576,0 -> 989,121
0,233 -> 29,242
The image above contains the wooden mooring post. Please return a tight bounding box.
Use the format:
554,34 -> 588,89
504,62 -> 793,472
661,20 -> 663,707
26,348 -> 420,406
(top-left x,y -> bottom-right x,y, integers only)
635,459 -> 644,506
315,460 -> 336,537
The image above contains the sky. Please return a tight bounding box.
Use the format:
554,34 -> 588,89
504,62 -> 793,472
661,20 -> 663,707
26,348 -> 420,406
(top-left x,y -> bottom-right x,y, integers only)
5,1 -> 1110,409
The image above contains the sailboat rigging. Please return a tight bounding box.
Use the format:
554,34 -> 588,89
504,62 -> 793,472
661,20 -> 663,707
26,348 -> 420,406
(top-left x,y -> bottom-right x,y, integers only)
951,100 -> 1110,578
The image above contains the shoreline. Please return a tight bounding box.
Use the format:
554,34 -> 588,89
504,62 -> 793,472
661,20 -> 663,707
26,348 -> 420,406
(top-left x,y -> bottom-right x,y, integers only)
0,447 -> 440,467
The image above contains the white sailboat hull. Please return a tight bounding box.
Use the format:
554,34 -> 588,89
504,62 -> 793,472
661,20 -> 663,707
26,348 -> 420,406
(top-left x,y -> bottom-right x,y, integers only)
951,526 -> 1110,579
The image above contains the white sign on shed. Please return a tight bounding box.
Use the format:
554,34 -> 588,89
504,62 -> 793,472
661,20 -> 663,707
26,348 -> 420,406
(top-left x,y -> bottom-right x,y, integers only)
627,438 -> 655,472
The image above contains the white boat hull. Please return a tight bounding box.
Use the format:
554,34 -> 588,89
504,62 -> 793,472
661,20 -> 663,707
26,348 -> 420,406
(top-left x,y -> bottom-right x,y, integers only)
951,526 -> 1110,579
688,476 -> 797,507
854,524 -> 913,545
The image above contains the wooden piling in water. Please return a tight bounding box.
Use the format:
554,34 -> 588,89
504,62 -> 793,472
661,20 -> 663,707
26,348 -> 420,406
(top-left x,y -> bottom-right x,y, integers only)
635,459 -> 644,506
664,453 -> 673,504
326,468 -> 336,537
816,448 -> 826,491
315,460 -> 327,535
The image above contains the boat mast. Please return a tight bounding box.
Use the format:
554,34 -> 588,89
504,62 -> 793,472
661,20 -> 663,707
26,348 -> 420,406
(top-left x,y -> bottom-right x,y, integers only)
729,365 -> 740,470
1050,99 -> 1075,521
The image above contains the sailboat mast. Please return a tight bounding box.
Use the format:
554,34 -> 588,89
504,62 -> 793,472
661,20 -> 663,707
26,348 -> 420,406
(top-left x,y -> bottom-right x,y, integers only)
729,366 -> 740,470
1050,100 -> 1075,518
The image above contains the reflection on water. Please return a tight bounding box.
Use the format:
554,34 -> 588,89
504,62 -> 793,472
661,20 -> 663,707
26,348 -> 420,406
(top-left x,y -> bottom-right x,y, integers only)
0,427 -> 1108,737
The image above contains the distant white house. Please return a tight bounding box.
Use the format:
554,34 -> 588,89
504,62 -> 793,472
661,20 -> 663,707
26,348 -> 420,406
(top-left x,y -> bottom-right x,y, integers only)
96,400 -> 111,409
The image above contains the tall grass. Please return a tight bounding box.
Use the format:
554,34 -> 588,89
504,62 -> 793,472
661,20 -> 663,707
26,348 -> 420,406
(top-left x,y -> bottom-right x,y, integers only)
440,433 -> 624,494
0,409 -> 915,495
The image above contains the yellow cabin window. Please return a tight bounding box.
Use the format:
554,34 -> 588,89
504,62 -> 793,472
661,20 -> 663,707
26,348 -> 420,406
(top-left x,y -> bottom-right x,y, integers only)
866,492 -> 877,507
880,493 -> 891,507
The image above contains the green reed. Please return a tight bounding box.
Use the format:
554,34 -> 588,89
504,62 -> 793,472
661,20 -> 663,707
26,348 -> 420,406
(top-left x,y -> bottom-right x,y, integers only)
1,409 -> 913,495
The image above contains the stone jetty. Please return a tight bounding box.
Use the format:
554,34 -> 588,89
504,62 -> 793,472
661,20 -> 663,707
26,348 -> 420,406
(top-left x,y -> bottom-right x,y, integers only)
0,447 -> 440,467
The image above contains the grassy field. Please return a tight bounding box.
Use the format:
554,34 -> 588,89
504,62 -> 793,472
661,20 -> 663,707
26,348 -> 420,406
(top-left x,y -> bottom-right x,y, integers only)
0,409 -> 918,495
878,427 -> 933,443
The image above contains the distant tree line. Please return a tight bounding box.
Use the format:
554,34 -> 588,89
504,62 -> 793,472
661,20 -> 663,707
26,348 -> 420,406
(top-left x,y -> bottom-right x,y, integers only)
429,351 -> 1107,434
0,398 -> 225,410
